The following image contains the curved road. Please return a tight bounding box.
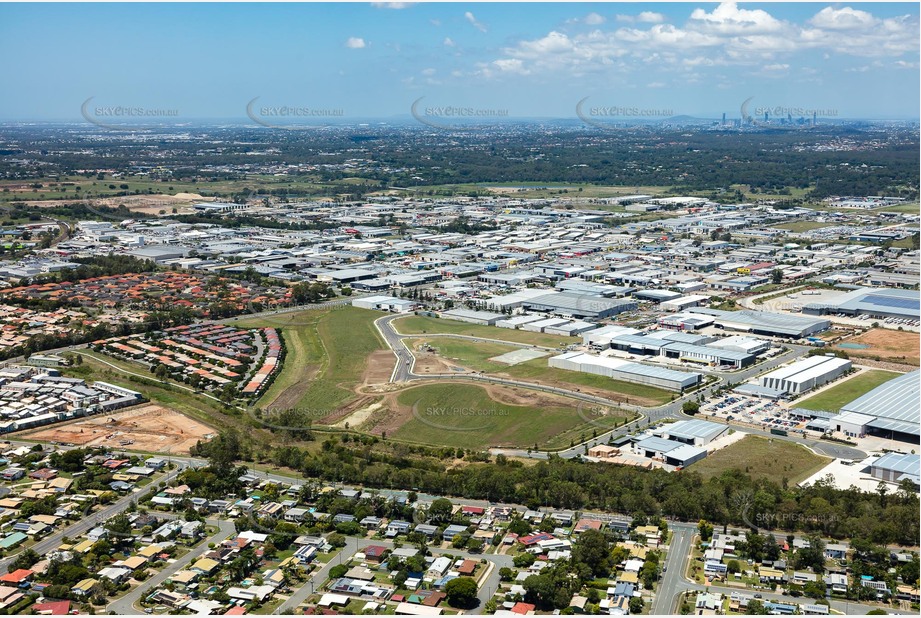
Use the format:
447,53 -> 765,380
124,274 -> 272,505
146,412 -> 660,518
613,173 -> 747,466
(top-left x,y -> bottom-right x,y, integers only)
373,314 -> 859,460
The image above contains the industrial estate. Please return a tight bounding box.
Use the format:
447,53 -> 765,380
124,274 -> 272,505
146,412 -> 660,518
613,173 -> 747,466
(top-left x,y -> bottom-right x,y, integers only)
0,1 -> 918,616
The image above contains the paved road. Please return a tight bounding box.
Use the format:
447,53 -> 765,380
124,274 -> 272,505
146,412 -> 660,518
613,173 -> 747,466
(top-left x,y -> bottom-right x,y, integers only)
107,518 -> 237,614
0,463 -> 186,573
275,535 -> 513,615
654,522 -> 903,616
374,315 -> 847,460
652,523 -> 697,615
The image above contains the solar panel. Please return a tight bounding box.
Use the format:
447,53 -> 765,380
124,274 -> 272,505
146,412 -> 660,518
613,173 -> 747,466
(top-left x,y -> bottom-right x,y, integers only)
863,295 -> 920,310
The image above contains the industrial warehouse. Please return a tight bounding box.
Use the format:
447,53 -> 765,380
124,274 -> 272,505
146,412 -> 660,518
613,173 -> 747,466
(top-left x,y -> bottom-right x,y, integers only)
759,355 -> 853,395
829,370 -> 920,443
549,351 -> 701,391
687,307 -> 831,339
803,287 -> 921,321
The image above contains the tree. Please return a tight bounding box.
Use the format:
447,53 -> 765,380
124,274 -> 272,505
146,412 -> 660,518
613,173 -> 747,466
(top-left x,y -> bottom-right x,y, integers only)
682,401 -> 700,416
514,552 -> 536,568
794,534 -> 826,573
726,559 -> 741,574
571,529 -> 613,578
746,600 -> 765,615
697,520 -> 713,542
499,567 -> 514,582
771,269 -> 783,284
629,597 -> 645,614
428,498 -> 453,524
444,576 -> 478,608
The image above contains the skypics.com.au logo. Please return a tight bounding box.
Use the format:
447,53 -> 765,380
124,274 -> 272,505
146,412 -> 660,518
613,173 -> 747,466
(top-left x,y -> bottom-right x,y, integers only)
740,96 -> 838,125
410,97 -> 509,131
576,96 -> 674,131
246,97 -> 344,129
81,97 -> 180,130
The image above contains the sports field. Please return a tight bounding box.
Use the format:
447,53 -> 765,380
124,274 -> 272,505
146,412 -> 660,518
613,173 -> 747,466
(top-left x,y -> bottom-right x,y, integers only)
797,370 -> 902,412
390,383 -> 631,449
689,436 -> 830,485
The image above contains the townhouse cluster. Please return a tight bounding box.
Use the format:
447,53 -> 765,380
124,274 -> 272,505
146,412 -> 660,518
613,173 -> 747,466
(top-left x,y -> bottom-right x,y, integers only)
0,365 -> 143,434
94,322 -> 281,397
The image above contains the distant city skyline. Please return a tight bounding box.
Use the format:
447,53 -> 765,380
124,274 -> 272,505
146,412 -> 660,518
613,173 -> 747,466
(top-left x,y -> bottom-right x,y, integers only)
1,2 -> 919,122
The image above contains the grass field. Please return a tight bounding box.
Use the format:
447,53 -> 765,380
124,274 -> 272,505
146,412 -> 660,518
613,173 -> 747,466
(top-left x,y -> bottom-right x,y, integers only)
833,328 -> 920,366
796,370 -> 901,412
688,436 -> 830,485
774,221 -> 834,232
243,306 -> 386,414
392,383 -> 629,449
424,338 -> 673,406
0,174 -> 378,204
394,314 -> 572,347
879,202 -> 920,214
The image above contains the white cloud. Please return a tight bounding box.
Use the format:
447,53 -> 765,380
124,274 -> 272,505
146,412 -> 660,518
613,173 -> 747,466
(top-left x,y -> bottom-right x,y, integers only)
763,63 -> 789,71
345,37 -> 367,49
809,6 -> 876,30
443,37 -> 455,47
647,81 -> 666,88
479,1 -> 919,78
371,2 -> 414,9
637,12 -> 665,24
465,11 -> 487,33
616,11 -> 665,24
689,2 -> 784,35
421,67 -> 436,76
584,12 -> 606,26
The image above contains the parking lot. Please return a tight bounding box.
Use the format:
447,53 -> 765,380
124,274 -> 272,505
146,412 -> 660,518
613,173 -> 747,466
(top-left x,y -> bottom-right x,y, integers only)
701,394 -> 814,436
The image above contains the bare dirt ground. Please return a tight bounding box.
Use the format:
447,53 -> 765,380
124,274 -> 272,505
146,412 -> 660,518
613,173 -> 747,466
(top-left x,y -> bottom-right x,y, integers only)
362,350 -> 396,385
835,328 -> 920,366
263,365 -> 319,413
19,404 -> 215,454
412,346 -> 463,374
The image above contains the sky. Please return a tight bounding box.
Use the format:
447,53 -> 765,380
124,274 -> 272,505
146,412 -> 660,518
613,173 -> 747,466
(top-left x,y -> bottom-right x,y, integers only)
0,1 -> 919,122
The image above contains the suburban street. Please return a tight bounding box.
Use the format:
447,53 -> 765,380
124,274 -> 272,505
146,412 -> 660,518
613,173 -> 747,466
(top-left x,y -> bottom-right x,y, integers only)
107,518 -> 238,615
0,462 -> 188,573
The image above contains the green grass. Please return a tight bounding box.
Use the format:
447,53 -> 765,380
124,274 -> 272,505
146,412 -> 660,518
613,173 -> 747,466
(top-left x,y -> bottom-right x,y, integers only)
878,202 -> 919,213
688,436 -> 830,485
0,174 -> 380,204
796,370 -> 902,412
424,338 -> 673,406
393,383 -> 629,449
774,221 -> 834,232
245,306 -> 385,414
394,315 -> 572,347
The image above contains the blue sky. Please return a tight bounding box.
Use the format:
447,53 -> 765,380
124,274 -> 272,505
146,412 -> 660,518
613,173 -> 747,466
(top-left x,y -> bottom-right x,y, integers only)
1,2 -> 918,121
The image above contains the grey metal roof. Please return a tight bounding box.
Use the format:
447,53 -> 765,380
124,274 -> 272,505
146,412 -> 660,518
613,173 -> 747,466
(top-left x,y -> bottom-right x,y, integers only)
805,287 -> 920,319
662,341 -> 753,361
635,436 -> 683,453
840,370 -> 919,426
871,452 -> 920,477
664,419 -> 727,441
735,384 -> 787,398
688,307 -> 830,336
